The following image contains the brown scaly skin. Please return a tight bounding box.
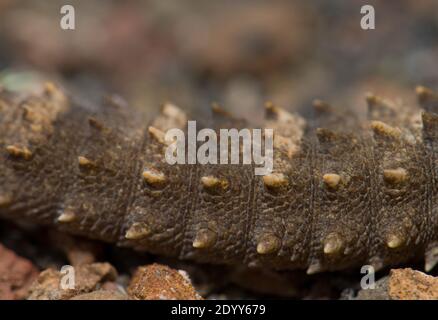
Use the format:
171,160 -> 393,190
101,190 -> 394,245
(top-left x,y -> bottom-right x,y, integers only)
0,83 -> 437,274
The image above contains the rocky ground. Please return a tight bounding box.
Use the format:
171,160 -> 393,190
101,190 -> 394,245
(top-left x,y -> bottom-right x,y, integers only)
0,223 -> 437,300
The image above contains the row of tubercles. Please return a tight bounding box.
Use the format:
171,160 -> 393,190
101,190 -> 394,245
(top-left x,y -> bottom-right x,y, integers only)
49,120 -> 409,264
120,162 -> 407,262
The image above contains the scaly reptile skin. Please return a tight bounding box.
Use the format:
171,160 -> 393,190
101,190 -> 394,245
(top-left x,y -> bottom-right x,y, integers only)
0,83 -> 437,274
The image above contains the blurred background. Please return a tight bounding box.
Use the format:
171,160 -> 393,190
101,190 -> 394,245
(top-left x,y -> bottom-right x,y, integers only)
0,0 -> 437,120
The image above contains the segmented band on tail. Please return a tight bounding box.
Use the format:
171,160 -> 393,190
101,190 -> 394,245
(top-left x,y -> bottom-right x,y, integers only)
0,83 -> 437,273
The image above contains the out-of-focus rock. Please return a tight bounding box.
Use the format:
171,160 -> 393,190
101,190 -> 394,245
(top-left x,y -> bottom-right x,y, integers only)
27,262 -> 118,300
356,268 -> 438,300
49,231 -> 103,266
0,244 -> 39,300
230,268 -> 302,297
70,289 -> 128,300
388,268 -> 438,300
354,275 -> 390,300
179,2 -> 312,77
128,263 -> 202,300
